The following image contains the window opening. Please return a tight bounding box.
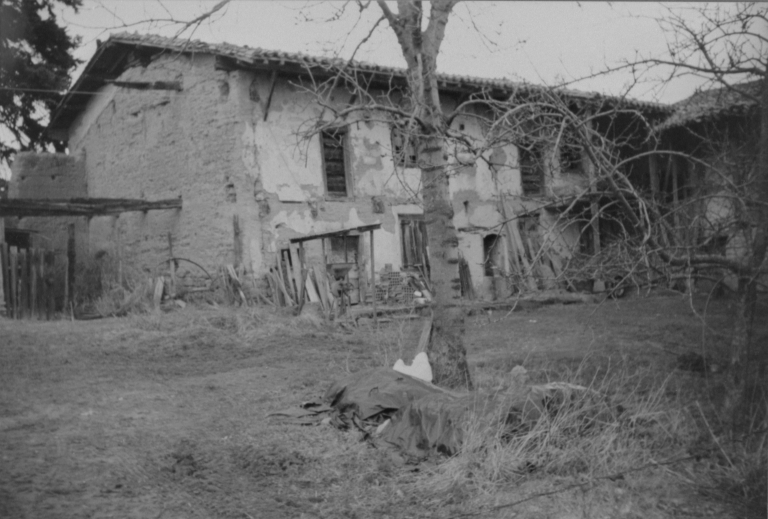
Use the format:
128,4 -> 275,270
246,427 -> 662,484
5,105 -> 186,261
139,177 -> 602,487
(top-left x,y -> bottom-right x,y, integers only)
519,145 -> 544,195
391,122 -> 418,168
483,234 -> 503,277
559,142 -> 582,172
400,215 -> 429,275
322,128 -> 348,196
328,235 -> 359,264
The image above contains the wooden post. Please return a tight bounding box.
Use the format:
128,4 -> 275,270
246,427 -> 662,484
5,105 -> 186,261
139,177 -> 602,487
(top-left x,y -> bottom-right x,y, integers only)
298,242 -> 306,309
30,249 -> 38,319
671,156 -> 681,242
67,224 -> 75,309
63,255 -> 69,316
0,242 -> 6,318
116,219 -> 123,287
233,214 -> 242,268
582,111 -> 601,255
370,229 -> 377,328
289,243 -> 303,307
19,248 -> 28,318
648,149 -> 660,201
9,246 -> 18,319
167,232 -> 176,299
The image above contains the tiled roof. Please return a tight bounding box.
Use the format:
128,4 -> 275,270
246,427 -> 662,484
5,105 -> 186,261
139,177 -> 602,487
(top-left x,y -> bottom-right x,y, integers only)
48,32 -> 669,132
657,79 -> 761,130
107,32 -> 668,108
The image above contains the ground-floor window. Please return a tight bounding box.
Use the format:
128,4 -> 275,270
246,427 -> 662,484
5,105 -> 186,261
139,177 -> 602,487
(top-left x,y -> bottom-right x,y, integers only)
483,233 -> 504,277
399,215 -> 429,274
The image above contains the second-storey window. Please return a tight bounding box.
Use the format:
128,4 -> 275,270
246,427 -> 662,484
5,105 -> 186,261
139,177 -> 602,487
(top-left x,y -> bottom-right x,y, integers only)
391,122 -> 418,168
519,145 -> 545,195
322,128 -> 348,197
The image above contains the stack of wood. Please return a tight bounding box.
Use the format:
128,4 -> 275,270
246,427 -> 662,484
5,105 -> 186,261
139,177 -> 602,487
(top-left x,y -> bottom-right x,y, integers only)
264,259 -> 339,316
500,197 -> 565,292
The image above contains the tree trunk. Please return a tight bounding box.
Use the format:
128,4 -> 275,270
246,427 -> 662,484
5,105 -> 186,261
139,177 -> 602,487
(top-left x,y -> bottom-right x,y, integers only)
421,132 -> 472,390
378,0 -> 472,390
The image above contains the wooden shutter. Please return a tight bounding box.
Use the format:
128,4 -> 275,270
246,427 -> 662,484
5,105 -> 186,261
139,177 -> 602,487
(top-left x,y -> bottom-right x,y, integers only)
322,130 -> 348,196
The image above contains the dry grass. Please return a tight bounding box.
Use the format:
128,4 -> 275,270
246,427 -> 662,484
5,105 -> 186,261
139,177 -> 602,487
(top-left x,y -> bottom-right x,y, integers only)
2,294 -> 766,518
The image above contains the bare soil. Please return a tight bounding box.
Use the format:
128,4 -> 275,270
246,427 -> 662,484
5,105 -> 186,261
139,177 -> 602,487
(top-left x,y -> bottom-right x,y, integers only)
0,293 -> 762,518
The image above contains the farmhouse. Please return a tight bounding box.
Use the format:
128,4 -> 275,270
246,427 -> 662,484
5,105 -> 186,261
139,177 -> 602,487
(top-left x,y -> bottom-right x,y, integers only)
6,33 -> 669,302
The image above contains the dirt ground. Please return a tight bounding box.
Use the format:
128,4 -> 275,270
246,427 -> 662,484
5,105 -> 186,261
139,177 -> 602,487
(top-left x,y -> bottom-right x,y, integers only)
0,292 -> 763,519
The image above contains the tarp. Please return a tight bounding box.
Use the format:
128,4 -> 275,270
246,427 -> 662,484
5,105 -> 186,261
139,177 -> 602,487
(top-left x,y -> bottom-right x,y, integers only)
321,368 -> 547,458
272,367 -> 587,459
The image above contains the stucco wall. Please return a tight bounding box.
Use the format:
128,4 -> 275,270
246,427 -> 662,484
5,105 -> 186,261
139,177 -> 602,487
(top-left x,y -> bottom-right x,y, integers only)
68,51 -> 590,298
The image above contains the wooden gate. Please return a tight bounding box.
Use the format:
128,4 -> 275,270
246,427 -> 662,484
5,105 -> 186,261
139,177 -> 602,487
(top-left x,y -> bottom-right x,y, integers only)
0,244 -> 66,319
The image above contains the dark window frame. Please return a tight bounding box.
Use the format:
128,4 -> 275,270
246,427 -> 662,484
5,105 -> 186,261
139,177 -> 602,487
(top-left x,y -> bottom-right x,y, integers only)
321,127 -> 350,198
399,214 -> 430,275
390,122 -> 419,168
518,144 -> 545,196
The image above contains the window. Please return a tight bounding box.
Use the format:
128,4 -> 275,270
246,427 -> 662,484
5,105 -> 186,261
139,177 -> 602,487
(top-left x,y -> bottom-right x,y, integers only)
391,123 -> 418,168
328,235 -> 359,264
519,145 -> 544,195
559,143 -> 582,172
322,128 -> 348,196
483,234 -> 504,277
400,215 -> 429,273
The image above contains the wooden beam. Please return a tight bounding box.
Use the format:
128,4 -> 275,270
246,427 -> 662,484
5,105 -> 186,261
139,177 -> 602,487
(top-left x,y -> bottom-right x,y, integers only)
0,197 -> 182,218
263,70 -> 278,122
106,80 -> 182,91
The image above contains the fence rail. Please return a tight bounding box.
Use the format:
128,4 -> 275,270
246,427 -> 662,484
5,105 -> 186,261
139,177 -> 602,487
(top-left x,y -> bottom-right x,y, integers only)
0,244 -> 65,319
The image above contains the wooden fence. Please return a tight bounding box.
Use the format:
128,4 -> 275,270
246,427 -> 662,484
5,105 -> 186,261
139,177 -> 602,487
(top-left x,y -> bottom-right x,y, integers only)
0,244 -> 65,319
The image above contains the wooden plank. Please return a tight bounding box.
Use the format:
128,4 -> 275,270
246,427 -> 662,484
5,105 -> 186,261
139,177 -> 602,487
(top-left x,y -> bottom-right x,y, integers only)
167,232 -> 175,298
304,272 -> 320,303
273,267 -> 294,306
417,314 -> 433,354
312,265 -> 330,311
265,271 -> 280,306
0,243 -> 7,317
277,251 -> 295,301
507,213 -> 538,291
36,250 -> 45,318
370,229 -> 377,328
67,224 -> 75,309
45,252 -> 54,319
62,255 -> 69,317
19,248 -> 28,318
289,243 -> 303,306
153,277 -> 164,309
232,215 -> 242,268
30,249 -> 38,319
9,247 -> 18,319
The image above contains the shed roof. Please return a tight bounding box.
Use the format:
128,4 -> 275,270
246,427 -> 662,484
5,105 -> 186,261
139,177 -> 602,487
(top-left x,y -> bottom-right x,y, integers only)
656,79 -> 762,131
288,223 -> 381,244
48,32 -> 669,134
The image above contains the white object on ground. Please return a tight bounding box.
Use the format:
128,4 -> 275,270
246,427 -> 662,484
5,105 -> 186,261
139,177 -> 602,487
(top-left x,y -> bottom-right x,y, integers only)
393,352 -> 433,382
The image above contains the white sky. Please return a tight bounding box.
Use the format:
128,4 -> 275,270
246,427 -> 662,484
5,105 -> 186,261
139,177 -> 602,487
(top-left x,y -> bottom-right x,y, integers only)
0,1 -> 745,180
57,1 -> 720,103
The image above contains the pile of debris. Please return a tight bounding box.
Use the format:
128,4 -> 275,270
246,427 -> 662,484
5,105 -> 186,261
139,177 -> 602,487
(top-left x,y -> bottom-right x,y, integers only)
271,356 -> 589,459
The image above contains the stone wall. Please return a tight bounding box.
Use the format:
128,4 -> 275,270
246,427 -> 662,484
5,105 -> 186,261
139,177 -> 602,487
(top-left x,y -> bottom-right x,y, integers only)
8,152 -> 88,255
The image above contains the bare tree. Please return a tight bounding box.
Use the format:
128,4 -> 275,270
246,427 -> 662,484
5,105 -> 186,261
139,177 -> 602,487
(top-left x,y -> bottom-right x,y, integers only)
622,3 -> 767,389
